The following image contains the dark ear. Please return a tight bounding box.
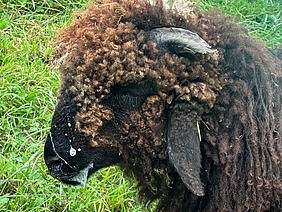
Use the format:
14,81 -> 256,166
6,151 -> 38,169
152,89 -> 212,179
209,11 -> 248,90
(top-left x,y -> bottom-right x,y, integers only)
167,103 -> 205,196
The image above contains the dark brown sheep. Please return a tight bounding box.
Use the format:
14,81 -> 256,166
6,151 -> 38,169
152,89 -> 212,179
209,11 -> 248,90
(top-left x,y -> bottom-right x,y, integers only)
44,0 -> 282,211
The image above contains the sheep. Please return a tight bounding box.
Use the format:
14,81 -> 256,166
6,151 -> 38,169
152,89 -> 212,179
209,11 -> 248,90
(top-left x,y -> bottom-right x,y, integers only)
44,0 -> 282,211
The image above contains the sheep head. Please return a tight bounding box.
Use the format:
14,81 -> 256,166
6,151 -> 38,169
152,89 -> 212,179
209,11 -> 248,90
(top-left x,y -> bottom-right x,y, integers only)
43,1 -> 282,211
44,0 -> 224,198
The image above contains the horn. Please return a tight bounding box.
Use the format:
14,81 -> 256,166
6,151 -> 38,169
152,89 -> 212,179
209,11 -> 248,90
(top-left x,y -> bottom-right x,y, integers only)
142,27 -> 218,59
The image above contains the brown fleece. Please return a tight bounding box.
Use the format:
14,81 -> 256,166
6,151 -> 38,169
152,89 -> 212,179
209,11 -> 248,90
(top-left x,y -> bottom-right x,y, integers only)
54,0 -> 281,211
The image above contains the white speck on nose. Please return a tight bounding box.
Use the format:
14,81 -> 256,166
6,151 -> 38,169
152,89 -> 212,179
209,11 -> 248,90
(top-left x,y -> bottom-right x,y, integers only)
68,123 -> 71,127
69,147 -> 77,157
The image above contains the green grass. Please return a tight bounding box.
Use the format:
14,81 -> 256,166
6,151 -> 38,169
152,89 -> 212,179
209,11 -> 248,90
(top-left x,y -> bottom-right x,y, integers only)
0,0 -> 281,211
194,0 -> 282,47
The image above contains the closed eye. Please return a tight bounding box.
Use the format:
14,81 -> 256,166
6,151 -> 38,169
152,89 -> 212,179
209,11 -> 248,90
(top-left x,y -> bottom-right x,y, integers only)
117,94 -> 145,110
106,81 -> 157,112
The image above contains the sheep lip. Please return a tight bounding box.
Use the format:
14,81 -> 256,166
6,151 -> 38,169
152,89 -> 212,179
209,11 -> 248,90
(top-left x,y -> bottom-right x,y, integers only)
54,162 -> 94,187
66,162 -> 94,187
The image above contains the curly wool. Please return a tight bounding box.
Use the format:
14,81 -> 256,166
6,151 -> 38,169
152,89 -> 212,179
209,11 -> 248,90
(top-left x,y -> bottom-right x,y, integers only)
54,0 -> 281,211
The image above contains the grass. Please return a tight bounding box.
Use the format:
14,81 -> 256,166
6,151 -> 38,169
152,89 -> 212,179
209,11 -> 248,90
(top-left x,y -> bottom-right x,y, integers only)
0,0 -> 281,211
194,0 -> 281,47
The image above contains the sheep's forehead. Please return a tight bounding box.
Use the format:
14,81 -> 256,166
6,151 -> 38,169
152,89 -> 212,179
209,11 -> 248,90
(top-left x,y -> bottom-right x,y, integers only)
61,21 -> 220,97
57,0 -> 221,100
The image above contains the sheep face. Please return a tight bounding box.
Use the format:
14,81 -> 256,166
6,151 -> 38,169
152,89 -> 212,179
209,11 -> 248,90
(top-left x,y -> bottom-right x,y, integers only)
44,76 -> 159,184
43,23 -> 220,198
44,95 -> 122,186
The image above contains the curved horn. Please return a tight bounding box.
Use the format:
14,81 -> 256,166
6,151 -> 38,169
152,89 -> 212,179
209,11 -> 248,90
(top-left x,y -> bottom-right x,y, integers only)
142,27 -> 218,59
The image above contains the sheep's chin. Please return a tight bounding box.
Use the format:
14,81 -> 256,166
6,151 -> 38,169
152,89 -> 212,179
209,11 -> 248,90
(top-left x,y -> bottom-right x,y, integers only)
67,162 -> 94,187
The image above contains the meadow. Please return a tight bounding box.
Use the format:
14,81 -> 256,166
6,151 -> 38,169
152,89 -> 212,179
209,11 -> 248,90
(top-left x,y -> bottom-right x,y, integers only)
0,0 -> 281,211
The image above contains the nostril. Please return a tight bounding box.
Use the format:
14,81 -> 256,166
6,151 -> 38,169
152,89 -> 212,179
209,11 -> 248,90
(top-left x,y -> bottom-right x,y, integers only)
45,156 -> 61,168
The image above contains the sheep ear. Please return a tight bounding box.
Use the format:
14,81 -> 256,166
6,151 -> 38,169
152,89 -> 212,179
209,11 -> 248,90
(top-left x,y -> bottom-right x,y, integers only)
167,103 -> 205,196
142,27 -> 218,59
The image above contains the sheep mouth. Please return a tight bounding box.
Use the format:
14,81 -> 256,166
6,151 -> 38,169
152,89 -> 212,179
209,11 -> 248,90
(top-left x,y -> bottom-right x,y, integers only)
55,162 -> 94,187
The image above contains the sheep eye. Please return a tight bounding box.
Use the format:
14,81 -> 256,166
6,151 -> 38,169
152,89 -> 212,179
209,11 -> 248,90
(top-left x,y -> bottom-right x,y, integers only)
110,82 -> 156,111
118,94 -> 144,110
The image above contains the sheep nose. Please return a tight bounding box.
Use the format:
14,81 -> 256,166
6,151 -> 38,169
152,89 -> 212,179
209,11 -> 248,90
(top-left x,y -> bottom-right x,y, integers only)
44,152 -> 62,177
44,139 -> 67,178
44,132 -> 63,173
45,155 -> 66,178
45,155 -> 61,168
44,132 -> 79,177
